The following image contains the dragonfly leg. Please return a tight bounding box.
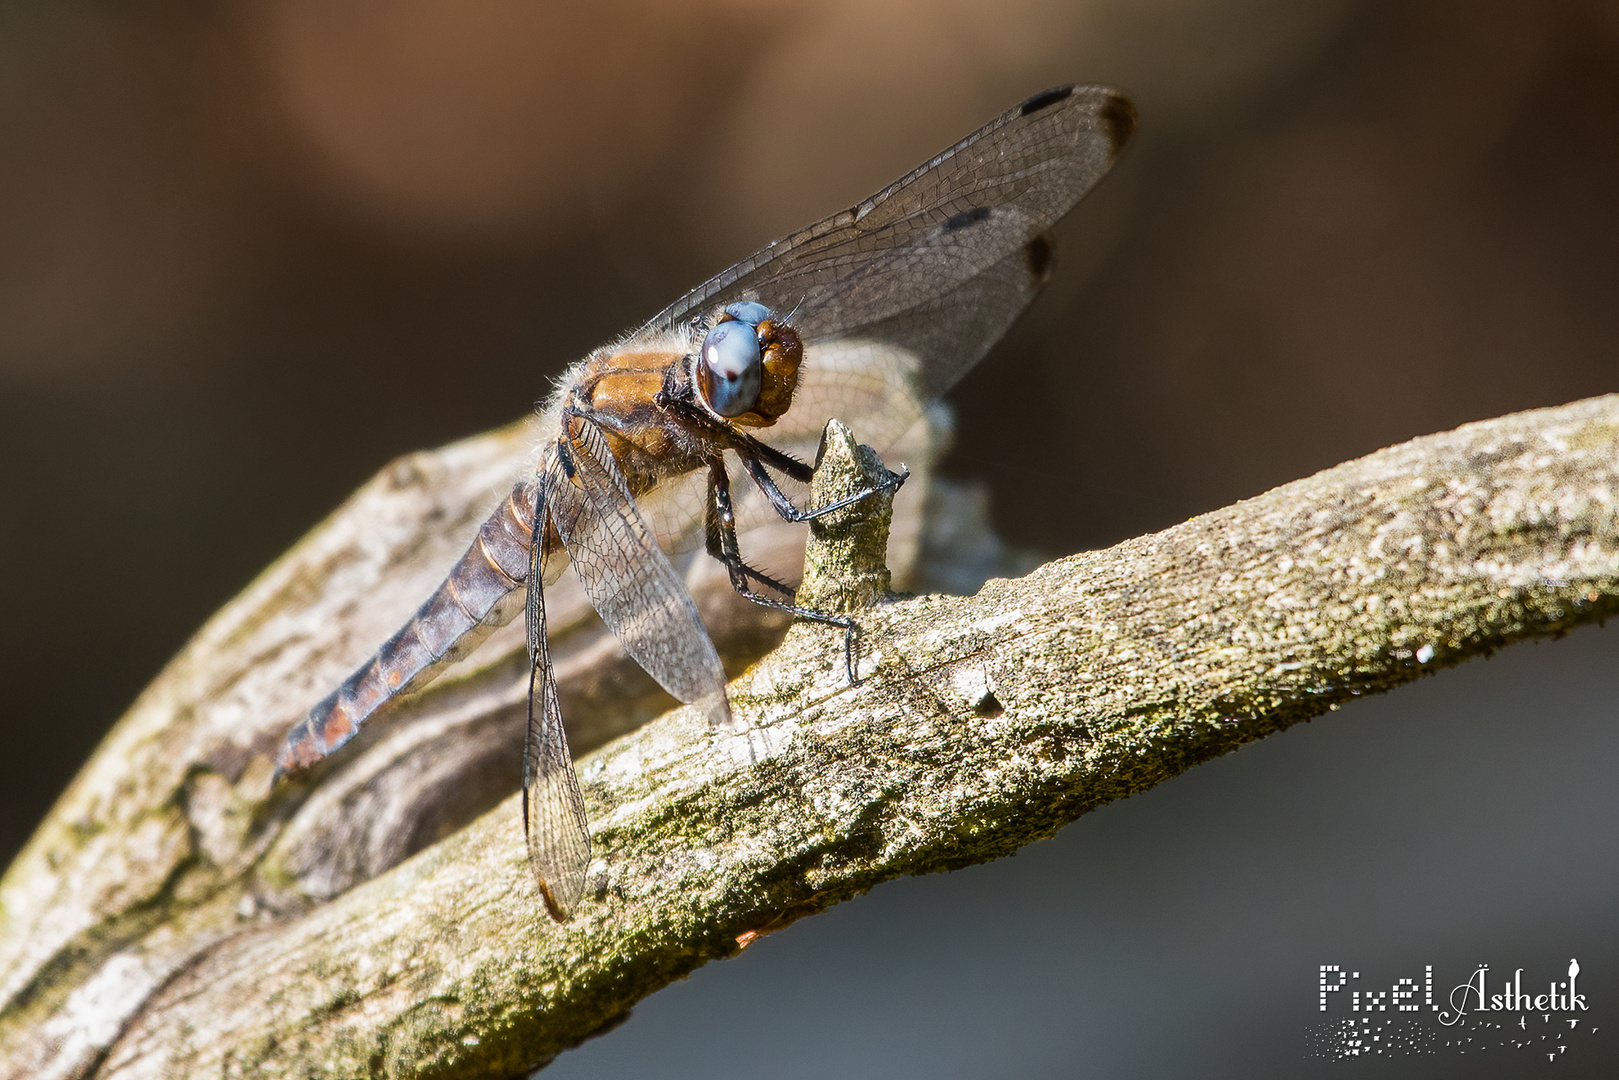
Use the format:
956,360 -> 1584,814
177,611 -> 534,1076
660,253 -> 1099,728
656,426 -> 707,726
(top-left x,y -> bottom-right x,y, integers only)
706,459 -> 861,684
662,397 -> 907,523
735,443 -> 909,524
702,506 -> 796,599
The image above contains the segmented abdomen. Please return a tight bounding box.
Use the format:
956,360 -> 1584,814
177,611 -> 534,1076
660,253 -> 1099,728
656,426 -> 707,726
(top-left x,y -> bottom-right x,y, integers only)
278,481 -> 539,774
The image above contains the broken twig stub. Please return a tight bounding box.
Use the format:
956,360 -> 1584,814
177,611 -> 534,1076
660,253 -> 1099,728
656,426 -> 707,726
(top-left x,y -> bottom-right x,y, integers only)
797,419 -> 904,614
3,395 -> 1619,1079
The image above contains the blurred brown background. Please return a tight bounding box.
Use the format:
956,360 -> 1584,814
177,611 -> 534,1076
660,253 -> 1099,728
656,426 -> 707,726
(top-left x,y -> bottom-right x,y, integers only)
2,0 -> 1617,1074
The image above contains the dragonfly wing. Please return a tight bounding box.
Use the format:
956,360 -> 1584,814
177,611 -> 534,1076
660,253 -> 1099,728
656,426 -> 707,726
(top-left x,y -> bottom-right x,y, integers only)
633,466 -> 713,557
631,246 -> 1046,553
522,474 -> 591,922
633,455 -> 788,558
634,84 -> 1133,452
547,420 -> 732,730
778,237 -> 1056,450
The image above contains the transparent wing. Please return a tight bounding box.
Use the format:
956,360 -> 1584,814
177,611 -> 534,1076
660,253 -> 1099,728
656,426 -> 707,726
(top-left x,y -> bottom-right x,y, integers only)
633,85 -> 1134,451
635,468 -> 714,557
522,473 -> 590,922
548,421 -> 732,729
632,451 -> 804,561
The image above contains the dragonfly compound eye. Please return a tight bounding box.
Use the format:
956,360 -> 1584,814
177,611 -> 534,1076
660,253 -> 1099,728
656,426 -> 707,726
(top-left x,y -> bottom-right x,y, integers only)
722,300 -> 773,326
698,319 -> 763,418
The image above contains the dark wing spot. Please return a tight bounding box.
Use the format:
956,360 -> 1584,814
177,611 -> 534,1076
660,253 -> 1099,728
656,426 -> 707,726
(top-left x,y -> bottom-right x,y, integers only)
1100,94 -> 1138,157
1019,85 -> 1074,117
943,206 -> 992,231
1023,233 -> 1054,286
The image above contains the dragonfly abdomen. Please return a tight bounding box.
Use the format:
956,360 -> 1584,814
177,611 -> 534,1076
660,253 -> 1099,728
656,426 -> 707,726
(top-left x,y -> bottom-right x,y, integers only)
278,482 -> 536,774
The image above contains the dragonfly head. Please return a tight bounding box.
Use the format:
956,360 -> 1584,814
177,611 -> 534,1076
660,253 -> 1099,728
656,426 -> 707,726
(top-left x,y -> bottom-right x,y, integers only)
694,302 -> 803,427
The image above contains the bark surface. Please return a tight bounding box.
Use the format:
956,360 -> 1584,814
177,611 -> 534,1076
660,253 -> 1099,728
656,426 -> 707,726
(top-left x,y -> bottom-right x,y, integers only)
3,395 -> 1617,1079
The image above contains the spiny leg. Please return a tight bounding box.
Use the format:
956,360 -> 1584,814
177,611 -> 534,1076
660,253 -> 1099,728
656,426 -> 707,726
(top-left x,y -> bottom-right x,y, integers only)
734,440 -> 909,525
706,458 -> 861,683
659,394 -> 906,522
703,489 -> 796,600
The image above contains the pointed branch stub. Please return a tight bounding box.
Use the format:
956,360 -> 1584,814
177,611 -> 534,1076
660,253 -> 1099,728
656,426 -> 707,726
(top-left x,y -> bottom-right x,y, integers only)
796,420 -> 902,614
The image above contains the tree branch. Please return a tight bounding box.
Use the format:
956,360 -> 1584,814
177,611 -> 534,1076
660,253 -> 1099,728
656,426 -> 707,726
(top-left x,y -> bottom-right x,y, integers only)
4,395 -> 1618,1078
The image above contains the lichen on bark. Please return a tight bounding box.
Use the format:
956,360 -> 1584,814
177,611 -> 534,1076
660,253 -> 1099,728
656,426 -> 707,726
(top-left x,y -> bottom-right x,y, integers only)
2,395 -> 1618,1079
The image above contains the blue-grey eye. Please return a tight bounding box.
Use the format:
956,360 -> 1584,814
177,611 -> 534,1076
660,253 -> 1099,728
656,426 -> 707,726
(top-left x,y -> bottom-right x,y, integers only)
723,301 -> 772,327
699,319 -> 762,417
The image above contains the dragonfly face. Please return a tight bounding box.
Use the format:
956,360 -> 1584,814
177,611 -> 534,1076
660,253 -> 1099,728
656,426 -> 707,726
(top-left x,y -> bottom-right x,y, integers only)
277,84 -> 1136,921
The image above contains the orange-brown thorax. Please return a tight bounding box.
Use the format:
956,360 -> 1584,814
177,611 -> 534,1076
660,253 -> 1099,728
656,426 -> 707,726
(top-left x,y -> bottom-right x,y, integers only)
565,319 -> 805,498
567,351 -> 690,496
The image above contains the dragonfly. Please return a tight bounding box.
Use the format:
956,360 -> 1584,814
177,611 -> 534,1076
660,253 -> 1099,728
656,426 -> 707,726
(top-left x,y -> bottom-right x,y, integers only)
276,84 -> 1136,921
